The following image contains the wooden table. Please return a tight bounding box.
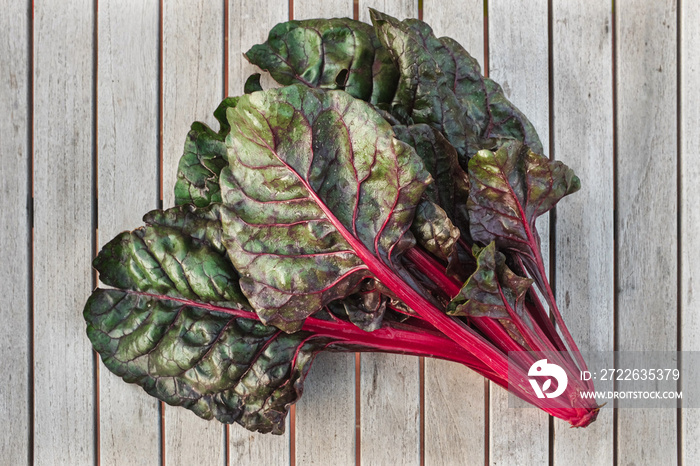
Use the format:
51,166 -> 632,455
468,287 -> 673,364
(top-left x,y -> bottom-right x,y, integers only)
1,0 -> 694,464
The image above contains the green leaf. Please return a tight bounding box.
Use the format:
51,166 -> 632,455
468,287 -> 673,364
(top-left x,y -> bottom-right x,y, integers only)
174,97 -> 239,207
85,288 -> 327,434
370,10 -> 472,158
328,279 -> 388,332
95,207 -> 248,309
393,124 -> 470,233
87,204 -> 334,433
410,198 -> 459,263
369,10 -> 542,164
220,85 -> 430,332
245,18 -> 399,107
437,37 -> 543,157
467,141 -> 580,255
447,242 -> 532,319
244,73 -> 263,94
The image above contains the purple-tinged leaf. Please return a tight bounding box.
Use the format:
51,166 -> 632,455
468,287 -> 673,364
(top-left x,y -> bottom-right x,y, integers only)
448,242 -> 532,319
220,85 -> 430,332
467,141 -> 580,257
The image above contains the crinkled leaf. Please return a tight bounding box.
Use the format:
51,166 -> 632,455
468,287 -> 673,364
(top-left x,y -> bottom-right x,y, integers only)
245,18 -> 399,107
87,205 -> 333,433
436,37 -> 543,157
370,10 -> 472,158
328,279 -> 388,332
144,203 -> 226,254
467,141 -> 580,255
220,85 -> 430,333
447,242 -> 532,318
244,73 -> 263,94
95,207 -> 249,309
85,288 -> 327,434
370,10 -> 542,164
394,124 -> 470,233
410,199 -> 459,263
174,97 -> 239,207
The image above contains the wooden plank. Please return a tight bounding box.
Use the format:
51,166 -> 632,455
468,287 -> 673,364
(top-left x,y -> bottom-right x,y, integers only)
487,1 -> 550,464
228,0 -> 289,96
161,2 -> 226,464
295,353 -> 356,466
294,0 -> 353,20
0,1 -> 30,464
33,0 -> 96,464
420,2 -> 488,465
681,2 -> 700,464
358,4 -> 423,465
96,1 -> 161,464
226,2 -> 292,464
550,2 -> 615,464
360,355 -> 420,465
616,1 -> 678,464
288,3 -> 357,463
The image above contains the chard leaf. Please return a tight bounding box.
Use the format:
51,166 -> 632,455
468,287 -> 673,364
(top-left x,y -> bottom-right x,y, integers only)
85,288 -> 326,434
328,279 -> 388,332
437,37 -> 543,156
95,207 -> 248,309
174,97 -> 239,207
467,141 -> 580,256
447,242 -> 532,319
220,85 -> 430,333
370,10 -> 542,163
86,205 -> 329,433
244,73 -> 263,94
370,10 -> 471,158
245,19 -> 399,107
411,199 -> 459,263
393,124 -> 470,232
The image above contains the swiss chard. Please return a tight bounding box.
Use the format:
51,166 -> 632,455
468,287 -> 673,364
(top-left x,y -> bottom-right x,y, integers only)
84,10 -> 600,434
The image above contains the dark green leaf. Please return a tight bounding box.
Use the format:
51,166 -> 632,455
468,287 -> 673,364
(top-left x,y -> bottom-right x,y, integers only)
447,242 -> 532,318
467,141 -> 580,255
244,73 -> 263,94
245,18 -> 399,107
393,124 -> 470,233
85,288 -> 327,434
174,97 -> 239,207
95,207 -> 248,308
410,198 -> 459,263
370,10 -> 472,158
370,10 -> 542,164
437,37 -> 543,157
328,279 -> 388,332
220,85 -> 430,332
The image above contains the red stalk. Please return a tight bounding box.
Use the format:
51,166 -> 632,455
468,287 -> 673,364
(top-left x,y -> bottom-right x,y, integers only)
403,247 -> 599,419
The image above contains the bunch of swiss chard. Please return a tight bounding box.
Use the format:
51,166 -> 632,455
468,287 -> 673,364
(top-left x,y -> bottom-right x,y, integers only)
84,10 -> 599,434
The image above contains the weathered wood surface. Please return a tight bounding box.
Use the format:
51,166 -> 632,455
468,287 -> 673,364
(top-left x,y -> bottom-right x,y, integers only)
551,2 -> 615,465
616,0 -> 678,464
0,1 -> 694,464
488,1 -> 550,463
0,1 -> 29,464
421,2 -> 488,465
161,2 -> 226,464
33,0 -> 96,464
97,2 -> 161,464
681,2 -> 700,465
